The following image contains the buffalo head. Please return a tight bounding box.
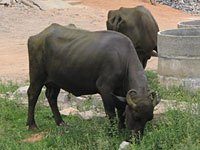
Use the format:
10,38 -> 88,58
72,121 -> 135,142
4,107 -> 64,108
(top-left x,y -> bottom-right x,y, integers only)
106,6 -> 159,69
117,89 -> 160,142
106,13 -> 125,32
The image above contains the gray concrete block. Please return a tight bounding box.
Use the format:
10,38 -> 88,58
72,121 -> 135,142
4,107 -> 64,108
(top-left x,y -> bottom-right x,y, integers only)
178,20 -> 200,29
157,28 -> 200,92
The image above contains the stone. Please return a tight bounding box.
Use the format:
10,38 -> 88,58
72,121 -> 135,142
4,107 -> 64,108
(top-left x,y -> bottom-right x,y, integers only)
118,141 -> 131,150
154,99 -> 199,115
79,110 -> 106,120
57,89 -> 69,103
60,107 -> 79,116
156,0 -> 200,14
13,85 -> 29,98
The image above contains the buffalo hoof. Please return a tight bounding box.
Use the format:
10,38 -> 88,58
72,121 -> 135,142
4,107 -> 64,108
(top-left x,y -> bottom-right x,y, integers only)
118,123 -> 126,132
28,124 -> 38,130
58,121 -> 66,126
58,121 -> 70,129
57,122 -> 70,134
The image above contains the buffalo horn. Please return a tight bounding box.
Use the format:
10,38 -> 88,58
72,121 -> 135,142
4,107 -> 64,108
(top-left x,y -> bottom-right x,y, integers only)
126,89 -> 137,108
111,93 -> 126,103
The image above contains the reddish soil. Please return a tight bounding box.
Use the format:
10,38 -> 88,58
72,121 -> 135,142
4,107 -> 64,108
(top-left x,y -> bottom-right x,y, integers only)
22,133 -> 44,143
82,0 -> 200,30
0,0 -> 200,83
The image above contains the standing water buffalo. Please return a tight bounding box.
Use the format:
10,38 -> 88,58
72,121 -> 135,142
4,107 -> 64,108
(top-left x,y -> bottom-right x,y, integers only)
107,5 -> 159,68
27,23 -> 160,141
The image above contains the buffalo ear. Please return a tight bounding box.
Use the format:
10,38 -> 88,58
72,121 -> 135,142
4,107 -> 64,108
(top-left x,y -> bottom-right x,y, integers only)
107,10 -> 115,19
148,91 -> 160,107
106,15 -> 125,31
115,16 -> 125,31
126,89 -> 137,108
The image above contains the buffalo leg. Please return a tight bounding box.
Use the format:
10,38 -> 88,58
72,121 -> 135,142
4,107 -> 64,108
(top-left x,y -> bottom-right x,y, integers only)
97,76 -> 117,116
101,93 -> 116,122
97,84 -> 116,126
27,82 -> 43,130
115,100 -> 126,130
45,85 -> 64,126
100,92 -> 118,136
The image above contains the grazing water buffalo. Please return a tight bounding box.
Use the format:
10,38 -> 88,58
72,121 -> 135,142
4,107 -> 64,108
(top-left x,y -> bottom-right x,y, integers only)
107,5 -> 159,68
27,23 -> 160,141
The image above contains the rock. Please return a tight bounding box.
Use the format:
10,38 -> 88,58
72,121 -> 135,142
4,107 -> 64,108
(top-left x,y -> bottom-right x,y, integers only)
60,107 -> 79,116
118,141 -> 131,150
57,89 -> 69,103
154,99 -> 199,116
79,110 -> 94,120
156,0 -> 200,14
12,86 -> 199,117
79,110 -> 106,120
60,106 -> 106,120
13,85 -> 29,98
76,96 -> 87,101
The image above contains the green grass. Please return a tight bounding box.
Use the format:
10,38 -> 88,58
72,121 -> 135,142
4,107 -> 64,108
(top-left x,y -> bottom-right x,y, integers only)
146,70 -> 200,102
0,81 -> 18,94
131,108 -> 200,150
0,97 -> 127,150
0,72 -> 200,150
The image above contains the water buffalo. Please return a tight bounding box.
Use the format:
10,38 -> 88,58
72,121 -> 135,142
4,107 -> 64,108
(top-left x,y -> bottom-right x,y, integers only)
27,23 -> 160,141
106,5 -> 159,68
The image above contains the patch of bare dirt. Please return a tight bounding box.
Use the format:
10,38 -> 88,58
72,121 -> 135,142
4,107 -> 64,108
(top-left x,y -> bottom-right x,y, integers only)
0,0 -> 200,82
22,132 -> 45,143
